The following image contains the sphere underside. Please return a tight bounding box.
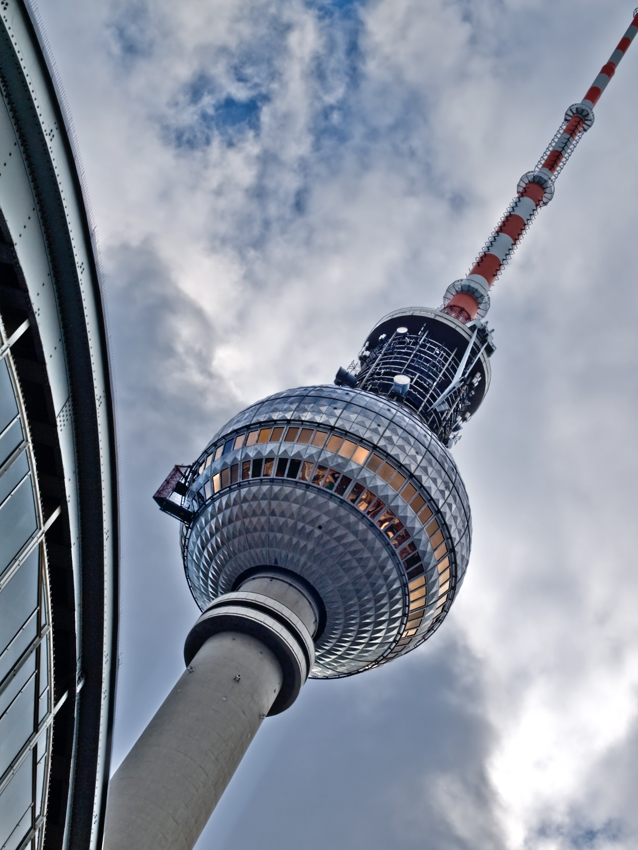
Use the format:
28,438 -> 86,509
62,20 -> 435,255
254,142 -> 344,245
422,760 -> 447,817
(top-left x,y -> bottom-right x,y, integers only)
182,385 -> 472,677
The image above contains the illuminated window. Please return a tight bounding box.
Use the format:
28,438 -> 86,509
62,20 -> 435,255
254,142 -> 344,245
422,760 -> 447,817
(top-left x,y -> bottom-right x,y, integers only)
204,480 -> 212,499
437,556 -> 450,574
352,446 -> 370,465
298,428 -> 313,444
435,595 -> 446,609
205,454 -> 213,468
438,581 -> 450,596
338,440 -> 356,459
311,430 -> 327,447
401,483 -> 416,503
214,445 -> 223,460
410,587 -> 426,603
430,530 -> 444,549
366,454 -> 383,473
409,576 -> 425,591
246,430 -> 259,447
326,435 -> 342,453
233,434 -> 245,450
390,471 -> 406,491
411,494 -> 426,514
271,426 -> 284,442
263,459 -> 274,476
221,468 -> 230,488
434,542 -> 447,560
284,427 -> 299,442
438,568 -> 450,585
213,473 -> 221,493
425,518 -> 439,537
258,428 -> 272,444
378,462 -> 395,482
403,627 -> 418,638
418,505 -> 433,524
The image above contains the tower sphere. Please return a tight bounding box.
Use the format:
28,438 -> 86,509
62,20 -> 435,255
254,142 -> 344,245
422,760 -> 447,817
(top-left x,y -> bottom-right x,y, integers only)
181,378 -> 472,678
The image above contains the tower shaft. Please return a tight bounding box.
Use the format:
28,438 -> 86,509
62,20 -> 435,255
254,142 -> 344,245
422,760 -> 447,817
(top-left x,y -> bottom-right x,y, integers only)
104,573 -> 318,850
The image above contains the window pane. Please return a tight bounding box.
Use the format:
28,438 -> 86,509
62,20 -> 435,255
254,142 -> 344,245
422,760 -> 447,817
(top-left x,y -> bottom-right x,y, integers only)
409,575 -> 425,591
400,483 -> 417,504
220,468 -> 229,488
434,542 -> 447,560
0,418 -> 22,470
214,445 -> 223,460
367,499 -> 385,519
263,459 -> 274,476
323,470 -> 340,491
352,447 -> 370,465
312,465 -> 327,485
311,431 -> 327,447
389,472 -> 406,491
271,427 -> 284,442
0,450 -> 29,505
430,530 -> 444,549
334,475 -> 351,497
0,652 -> 35,716
299,461 -> 313,482
230,464 -> 239,484
390,527 -> 410,548
0,360 -> 18,433
356,489 -> 375,511
241,461 -> 251,480
366,454 -> 383,473
378,462 -> 395,482
411,494 -> 426,514
297,429 -> 313,444
233,434 -> 245,450
337,440 -> 356,459
257,428 -> 272,444
246,430 -> 259,447
275,458 -> 287,477
0,675 -> 36,776
0,478 -> 38,574
284,427 -> 299,442
346,482 -> 364,504
437,556 -> 450,573
0,548 -> 38,653
0,757 -> 32,849
418,505 -> 433,524
287,459 -> 301,479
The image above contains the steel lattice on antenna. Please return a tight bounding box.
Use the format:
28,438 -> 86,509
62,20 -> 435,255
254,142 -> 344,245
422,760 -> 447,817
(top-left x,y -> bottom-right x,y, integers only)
442,10 -> 638,324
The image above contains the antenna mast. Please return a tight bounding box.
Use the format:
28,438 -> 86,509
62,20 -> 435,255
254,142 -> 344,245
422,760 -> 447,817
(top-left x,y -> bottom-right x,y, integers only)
442,9 -> 638,324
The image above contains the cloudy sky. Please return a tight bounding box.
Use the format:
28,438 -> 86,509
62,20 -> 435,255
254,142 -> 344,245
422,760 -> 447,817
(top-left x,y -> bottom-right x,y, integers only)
34,0 -> 638,847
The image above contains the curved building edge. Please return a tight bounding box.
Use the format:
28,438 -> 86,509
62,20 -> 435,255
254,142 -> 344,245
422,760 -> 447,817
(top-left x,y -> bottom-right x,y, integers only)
0,3 -> 118,850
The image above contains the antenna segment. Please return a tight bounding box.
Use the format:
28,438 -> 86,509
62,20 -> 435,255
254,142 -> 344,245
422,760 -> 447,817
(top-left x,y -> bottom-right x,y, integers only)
442,9 -> 638,324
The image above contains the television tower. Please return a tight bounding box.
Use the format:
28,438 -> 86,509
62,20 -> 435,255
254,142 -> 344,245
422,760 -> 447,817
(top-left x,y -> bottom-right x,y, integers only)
104,11 -> 638,850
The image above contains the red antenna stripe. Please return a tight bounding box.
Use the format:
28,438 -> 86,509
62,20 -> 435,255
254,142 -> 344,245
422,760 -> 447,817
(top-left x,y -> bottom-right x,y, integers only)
617,36 -> 632,53
469,253 -> 502,285
600,62 -> 617,78
520,182 -> 545,205
542,150 -> 564,172
497,214 -> 527,242
583,85 -> 602,106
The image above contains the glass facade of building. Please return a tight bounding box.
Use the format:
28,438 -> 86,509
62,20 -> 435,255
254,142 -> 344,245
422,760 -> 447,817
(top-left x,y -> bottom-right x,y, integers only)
0,3 -> 118,849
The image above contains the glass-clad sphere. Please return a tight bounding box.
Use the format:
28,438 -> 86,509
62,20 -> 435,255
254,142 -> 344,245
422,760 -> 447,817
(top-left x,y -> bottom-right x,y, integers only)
180,385 -> 471,678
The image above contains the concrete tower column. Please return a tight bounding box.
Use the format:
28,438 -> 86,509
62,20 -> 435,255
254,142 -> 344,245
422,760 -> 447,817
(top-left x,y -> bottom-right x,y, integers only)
103,571 -> 319,850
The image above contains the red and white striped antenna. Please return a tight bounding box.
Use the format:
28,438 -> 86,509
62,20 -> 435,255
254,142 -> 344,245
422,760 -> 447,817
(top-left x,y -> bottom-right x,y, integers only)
442,9 -> 638,324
